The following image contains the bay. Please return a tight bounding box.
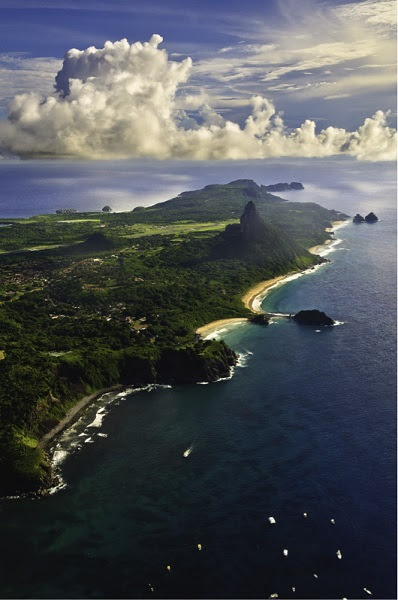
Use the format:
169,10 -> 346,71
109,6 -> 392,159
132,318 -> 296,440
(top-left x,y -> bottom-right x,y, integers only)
0,158 -> 396,599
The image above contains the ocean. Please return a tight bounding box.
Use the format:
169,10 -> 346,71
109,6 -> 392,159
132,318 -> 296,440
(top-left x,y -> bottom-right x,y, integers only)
0,158 -> 396,599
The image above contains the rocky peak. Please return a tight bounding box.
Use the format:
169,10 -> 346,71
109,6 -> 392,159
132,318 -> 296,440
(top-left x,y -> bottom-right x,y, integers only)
240,201 -> 267,242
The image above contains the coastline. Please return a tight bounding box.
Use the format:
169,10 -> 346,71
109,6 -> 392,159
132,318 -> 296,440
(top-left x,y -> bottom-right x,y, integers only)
39,384 -> 123,449
308,239 -> 332,255
195,273 -> 298,340
196,219 -> 349,339
241,274 -> 296,313
309,220 -> 347,255
40,218 -> 349,480
195,317 -> 248,339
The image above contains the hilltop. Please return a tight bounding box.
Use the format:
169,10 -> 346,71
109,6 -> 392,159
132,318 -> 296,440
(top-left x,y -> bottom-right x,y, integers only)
0,180 -> 348,495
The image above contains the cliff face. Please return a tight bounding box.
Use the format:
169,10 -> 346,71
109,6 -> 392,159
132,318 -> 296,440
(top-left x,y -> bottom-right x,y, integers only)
120,340 -> 237,386
156,341 -> 236,384
240,200 -> 268,243
217,200 -> 299,266
0,340 -> 236,497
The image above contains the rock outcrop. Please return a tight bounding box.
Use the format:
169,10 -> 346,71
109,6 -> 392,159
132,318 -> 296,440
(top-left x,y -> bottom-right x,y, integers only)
353,212 -> 378,223
293,310 -> 334,326
263,182 -> 304,192
218,201 -> 300,267
156,340 -> 237,384
249,314 -> 270,326
80,232 -> 116,251
120,340 -> 237,386
353,214 -> 365,223
240,200 -> 268,243
365,212 -> 378,223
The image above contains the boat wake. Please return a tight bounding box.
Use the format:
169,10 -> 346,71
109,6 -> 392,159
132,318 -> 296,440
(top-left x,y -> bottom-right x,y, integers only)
183,446 -> 193,458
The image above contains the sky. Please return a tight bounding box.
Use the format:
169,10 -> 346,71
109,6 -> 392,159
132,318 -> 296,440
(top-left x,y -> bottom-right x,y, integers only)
0,0 -> 396,160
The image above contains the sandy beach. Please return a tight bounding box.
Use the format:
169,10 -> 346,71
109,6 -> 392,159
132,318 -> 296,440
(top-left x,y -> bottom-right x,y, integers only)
309,220 -> 348,255
196,219 -> 349,338
42,219 -> 349,444
195,317 -> 248,339
308,239 -> 333,255
39,384 -> 123,449
327,220 -> 347,231
241,274 -> 295,312
195,273 -> 296,338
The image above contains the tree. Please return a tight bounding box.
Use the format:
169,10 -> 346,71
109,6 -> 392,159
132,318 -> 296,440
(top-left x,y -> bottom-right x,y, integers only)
102,205 -> 113,213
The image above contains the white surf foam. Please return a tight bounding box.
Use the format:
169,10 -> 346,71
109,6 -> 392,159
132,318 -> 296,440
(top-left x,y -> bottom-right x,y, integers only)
204,327 -> 229,340
52,447 -> 69,466
251,265 -> 326,312
48,480 -> 67,495
204,320 -> 247,341
236,351 -> 253,368
216,366 -> 235,381
87,411 -> 106,428
47,384 -> 176,496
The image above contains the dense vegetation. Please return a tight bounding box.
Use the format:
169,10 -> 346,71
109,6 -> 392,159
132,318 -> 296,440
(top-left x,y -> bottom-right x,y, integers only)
0,179 -> 348,494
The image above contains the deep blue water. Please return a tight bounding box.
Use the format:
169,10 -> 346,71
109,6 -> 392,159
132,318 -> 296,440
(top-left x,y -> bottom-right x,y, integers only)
0,159 -> 396,599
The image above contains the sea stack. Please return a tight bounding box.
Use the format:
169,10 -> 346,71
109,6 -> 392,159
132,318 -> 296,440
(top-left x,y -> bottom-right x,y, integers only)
353,214 -> 365,223
365,212 -> 378,223
293,310 -> 335,326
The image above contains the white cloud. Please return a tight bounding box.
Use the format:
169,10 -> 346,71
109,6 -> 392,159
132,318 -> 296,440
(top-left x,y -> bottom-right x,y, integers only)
0,35 -> 395,161
335,0 -> 397,29
190,0 -> 396,105
0,54 -> 61,107
323,94 -> 351,100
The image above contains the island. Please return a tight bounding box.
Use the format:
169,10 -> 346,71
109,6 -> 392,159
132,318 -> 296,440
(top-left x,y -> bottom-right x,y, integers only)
293,309 -> 335,326
365,212 -> 378,223
353,213 -> 365,223
0,179 -> 348,495
353,212 -> 378,223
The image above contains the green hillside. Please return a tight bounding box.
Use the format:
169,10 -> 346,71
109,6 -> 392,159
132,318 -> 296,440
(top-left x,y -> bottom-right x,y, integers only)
0,180 -> 348,495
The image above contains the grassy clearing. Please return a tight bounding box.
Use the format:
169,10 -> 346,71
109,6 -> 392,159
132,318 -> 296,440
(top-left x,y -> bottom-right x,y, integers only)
57,219 -> 102,223
120,219 -> 239,239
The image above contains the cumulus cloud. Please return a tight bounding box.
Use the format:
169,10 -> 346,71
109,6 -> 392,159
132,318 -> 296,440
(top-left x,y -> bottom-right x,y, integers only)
0,35 -> 395,161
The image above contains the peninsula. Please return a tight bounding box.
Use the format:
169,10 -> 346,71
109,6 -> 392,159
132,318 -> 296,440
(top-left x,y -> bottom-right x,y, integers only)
0,179 -> 348,495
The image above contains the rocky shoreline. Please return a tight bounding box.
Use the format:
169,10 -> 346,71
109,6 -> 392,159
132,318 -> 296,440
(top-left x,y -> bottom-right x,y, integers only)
4,218 -> 348,499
